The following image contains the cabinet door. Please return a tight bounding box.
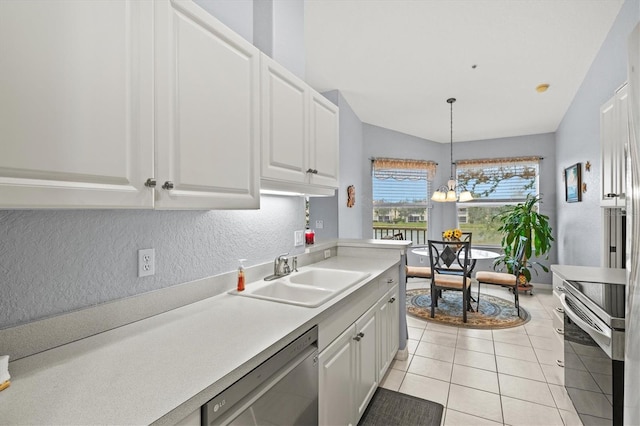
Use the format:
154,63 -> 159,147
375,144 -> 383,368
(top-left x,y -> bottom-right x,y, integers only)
0,0 -> 154,208
319,325 -> 355,426
355,306 -> 378,422
309,91 -> 339,188
388,285 -> 400,361
154,0 -> 260,209
601,85 -> 628,207
260,55 -> 308,185
376,294 -> 391,379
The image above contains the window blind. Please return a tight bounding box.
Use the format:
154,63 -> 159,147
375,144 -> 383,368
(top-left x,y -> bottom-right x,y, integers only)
456,156 -> 540,202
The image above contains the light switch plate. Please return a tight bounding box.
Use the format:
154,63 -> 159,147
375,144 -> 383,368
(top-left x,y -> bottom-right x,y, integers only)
315,220 -> 324,229
294,230 -> 304,247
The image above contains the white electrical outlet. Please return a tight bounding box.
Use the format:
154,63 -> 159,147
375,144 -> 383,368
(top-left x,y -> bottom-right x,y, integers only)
294,230 -> 304,247
138,248 -> 155,277
324,249 -> 331,259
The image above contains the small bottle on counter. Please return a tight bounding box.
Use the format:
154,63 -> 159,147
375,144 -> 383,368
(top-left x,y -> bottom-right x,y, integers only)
237,259 -> 246,292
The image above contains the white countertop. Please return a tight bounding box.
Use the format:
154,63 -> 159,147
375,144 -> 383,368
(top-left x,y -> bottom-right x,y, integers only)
0,253 -> 400,425
551,264 -> 627,285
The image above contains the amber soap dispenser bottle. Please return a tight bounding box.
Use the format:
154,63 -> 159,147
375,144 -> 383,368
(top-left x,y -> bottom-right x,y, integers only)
237,259 -> 246,292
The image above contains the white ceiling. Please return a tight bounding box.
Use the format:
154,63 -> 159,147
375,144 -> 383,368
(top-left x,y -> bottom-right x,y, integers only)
304,0 -> 624,143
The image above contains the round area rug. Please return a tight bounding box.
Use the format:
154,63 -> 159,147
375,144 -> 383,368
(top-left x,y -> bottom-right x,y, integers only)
406,289 -> 530,329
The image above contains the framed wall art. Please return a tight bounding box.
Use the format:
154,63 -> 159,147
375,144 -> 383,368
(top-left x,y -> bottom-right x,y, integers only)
564,163 -> 582,203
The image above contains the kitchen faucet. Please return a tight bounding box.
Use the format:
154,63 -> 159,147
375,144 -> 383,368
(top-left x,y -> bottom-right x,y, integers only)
264,253 -> 291,281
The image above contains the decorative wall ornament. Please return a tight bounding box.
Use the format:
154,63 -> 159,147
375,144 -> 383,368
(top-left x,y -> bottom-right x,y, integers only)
347,185 -> 355,208
565,163 -> 582,202
585,161 -> 591,172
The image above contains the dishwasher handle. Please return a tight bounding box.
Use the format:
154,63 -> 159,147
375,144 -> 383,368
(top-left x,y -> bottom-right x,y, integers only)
560,293 -> 611,346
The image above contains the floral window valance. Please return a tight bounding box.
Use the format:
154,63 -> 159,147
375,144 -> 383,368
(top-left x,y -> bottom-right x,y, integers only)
372,158 -> 437,181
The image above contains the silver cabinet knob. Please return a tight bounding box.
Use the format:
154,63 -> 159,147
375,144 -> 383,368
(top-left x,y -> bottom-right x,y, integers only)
387,278 -> 394,284
144,178 -> 157,188
353,335 -> 361,342
162,181 -> 174,190
389,297 -> 396,303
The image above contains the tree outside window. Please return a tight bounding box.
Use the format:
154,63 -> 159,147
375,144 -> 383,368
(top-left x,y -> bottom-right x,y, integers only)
455,157 -> 541,246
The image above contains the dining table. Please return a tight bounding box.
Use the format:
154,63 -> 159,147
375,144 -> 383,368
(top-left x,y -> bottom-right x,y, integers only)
411,247 -> 501,275
411,247 -> 501,312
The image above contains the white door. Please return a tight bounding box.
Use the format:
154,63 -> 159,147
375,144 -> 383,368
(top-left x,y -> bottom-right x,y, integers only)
355,307 -> 378,422
154,0 -> 260,209
0,0 -> 154,208
318,325 -> 355,426
309,91 -> 339,188
260,55 -> 308,185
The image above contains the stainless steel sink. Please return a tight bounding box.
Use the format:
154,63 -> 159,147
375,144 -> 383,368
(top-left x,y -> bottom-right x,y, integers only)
230,268 -> 370,307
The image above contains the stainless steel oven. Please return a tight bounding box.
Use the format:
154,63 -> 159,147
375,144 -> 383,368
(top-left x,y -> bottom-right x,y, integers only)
202,326 -> 318,426
561,280 -> 625,425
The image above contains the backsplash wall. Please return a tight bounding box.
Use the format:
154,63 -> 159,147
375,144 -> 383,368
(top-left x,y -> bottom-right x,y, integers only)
0,195 -> 305,329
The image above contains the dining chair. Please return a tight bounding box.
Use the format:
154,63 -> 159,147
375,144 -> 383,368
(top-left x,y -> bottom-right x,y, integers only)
474,236 -> 528,316
427,239 -> 472,323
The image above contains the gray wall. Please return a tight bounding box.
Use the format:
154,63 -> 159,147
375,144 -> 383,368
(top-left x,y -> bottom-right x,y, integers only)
0,196 -> 306,328
555,0 -> 640,267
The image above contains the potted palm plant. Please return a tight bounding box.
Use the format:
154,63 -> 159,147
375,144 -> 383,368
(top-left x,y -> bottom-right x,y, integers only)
493,194 -> 554,292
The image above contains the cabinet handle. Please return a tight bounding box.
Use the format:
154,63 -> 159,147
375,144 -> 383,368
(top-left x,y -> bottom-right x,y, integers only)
144,178 -> 157,188
357,332 -> 365,338
353,335 -> 361,342
556,360 -> 564,368
306,168 -> 314,174
555,286 -> 565,292
555,307 -> 565,314
555,328 -> 564,335
162,181 -> 174,190
387,278 -> 394,284
388,297 -> 396,304
606,193 -> 619,198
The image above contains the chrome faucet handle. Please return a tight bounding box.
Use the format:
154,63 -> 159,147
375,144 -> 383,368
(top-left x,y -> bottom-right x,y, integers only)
282,258 -> 291,275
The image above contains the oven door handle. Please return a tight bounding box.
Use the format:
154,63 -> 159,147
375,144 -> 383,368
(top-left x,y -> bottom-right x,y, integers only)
560,293 -> 612,345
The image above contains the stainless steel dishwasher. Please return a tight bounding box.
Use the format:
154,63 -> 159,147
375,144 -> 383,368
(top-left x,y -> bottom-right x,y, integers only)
202,326 -> 318,426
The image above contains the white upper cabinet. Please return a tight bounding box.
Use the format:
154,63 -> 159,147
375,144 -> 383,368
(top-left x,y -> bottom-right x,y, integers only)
0,0 -> 154,208
154,0 -> 260,209
0,0 -> 260,210
260,54 -> 339,196
601,84 -> 628,207
260,55 -> 308,185
309,91 -> 339,189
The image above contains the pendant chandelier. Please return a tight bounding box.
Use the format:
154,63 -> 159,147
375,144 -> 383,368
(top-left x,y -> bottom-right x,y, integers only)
431,97 -> 473,202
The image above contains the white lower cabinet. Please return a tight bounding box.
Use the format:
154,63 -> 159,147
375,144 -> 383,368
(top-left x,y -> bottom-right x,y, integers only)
318,270 -> 400,426
377,284 -> 400,379
318,322 -> 356,426
319,305 -> 377,426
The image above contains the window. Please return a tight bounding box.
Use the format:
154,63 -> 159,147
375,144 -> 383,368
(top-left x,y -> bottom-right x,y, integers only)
455,156 -> 541,246
372,158 -> 436,244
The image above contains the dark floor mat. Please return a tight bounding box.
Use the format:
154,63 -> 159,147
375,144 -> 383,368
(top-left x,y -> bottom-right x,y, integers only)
358,387 -> 445,426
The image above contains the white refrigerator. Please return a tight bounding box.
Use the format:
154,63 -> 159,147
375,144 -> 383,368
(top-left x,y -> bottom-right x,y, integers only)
625,23 -> 640,426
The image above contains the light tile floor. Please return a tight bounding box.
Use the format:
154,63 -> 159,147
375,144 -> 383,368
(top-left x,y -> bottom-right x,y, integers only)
380,279 -> 583,426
